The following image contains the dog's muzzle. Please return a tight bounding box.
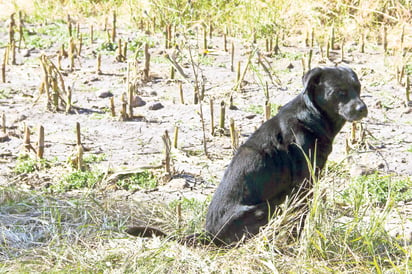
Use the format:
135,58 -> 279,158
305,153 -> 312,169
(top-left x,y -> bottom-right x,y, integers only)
342,99 -> 368,122
355,101 -> 368,119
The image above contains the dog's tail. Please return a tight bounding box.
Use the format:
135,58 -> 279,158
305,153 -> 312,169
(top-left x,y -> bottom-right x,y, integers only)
125,226 -> 167,238
125,226 -> 227,246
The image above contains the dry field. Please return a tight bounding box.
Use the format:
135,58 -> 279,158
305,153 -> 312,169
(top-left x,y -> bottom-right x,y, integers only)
0,0 -> 411,272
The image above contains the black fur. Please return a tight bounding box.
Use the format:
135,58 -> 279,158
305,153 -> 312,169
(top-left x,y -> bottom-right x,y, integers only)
204,66 -> 368,245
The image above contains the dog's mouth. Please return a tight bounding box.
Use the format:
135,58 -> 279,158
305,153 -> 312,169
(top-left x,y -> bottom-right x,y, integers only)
345,114 -> 366,122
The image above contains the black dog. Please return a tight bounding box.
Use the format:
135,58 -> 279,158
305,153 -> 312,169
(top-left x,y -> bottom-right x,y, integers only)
204,66 -> 368,245
126,66 -> 367,246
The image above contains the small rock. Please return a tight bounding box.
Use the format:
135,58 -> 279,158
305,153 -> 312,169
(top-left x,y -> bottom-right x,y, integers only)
349,165 -> 376,177
149,102 -> 164,110
240,80 -> 249,89
98,91 -> 113,98
131,96 -> 146,107
13,115 -> 27,124
0,134 -> 10,142
23,49 -> 31,57
167,178 -> 189,190
375,100 -> 382,109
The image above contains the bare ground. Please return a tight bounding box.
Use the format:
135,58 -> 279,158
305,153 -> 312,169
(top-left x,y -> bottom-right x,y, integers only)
1,22 -> 411,241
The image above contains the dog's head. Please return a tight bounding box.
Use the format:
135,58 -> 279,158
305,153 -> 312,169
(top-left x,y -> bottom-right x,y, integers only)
302,66 -> 368,122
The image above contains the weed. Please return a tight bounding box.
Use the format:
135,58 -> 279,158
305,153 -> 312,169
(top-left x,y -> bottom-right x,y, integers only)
55,170 -> 103,191
97,41 -> 118,53
406,63 -> 412,75
184,149 -> 203,157
0,89 -> 11,99
25,35 -> 54,50
128,36 -> 156,57
341,172 -> 412,206
218,62 -> 227,68
247,104 -> 264,114
0,27 -> 6,46
270,104 -> 280,116
25,23 -> 68,49
323,161 -> 349,177
116,170 -> 158,191
83,153 -> 107,164
150,55 -> 168,64
197,54 -> 215,66
247,103 -> 280,115
13,155 -> 48,174
89,112 -> 109,120
275,52 -> 304,61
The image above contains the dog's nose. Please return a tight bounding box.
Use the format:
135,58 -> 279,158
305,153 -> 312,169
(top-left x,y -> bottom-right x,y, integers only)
356,101 -> 368,117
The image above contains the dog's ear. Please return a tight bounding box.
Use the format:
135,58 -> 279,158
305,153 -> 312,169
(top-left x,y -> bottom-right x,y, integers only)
302,67 -> 323,94
302,67 -> 324,113
344,66 -> 360,83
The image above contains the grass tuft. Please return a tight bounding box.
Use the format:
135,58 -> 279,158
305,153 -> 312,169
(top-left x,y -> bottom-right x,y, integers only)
116,170 -> 158,191
342,173 -> 412,206
54,170 -> 103,191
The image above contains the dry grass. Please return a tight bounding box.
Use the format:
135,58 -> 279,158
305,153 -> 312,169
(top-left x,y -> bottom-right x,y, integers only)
1,0 -> 410,35
1,166 -> 411,272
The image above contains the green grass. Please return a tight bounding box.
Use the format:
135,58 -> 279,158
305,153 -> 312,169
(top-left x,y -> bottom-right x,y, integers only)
198,54 -> 215,66
247,104 -> 264,114
89,111 -> 110,120
97,41 -> 118,53
13,154 -> 49,174
116,170 -> 158,191
150,55 -> 168,64
341,173 -> 412,206
83,153 -> 107,164
405,63 -> 412,75
54,170 -> 103,191
0,89 -> 12,99
275,51 -> 304,61
13,157 -> 37,174
128,34 -> 157,57
247,103 -> 280,115
24,23 -> 69,49
169,197 -> 211,234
